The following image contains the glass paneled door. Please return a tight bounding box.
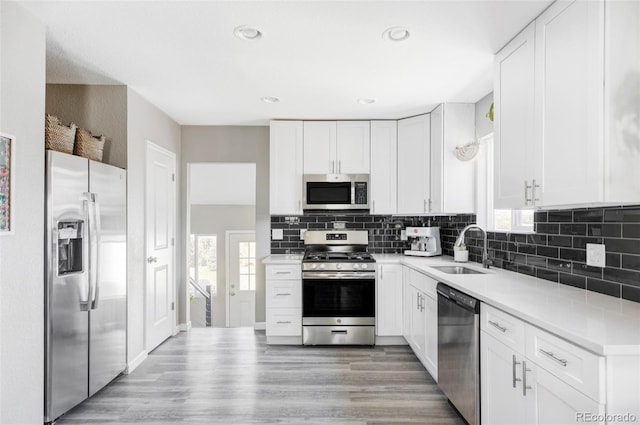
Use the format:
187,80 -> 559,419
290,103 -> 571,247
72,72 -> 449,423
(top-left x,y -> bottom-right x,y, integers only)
227,231 -> 256,327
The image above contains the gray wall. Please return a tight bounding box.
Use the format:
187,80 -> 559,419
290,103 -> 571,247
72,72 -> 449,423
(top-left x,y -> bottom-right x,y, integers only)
126,88 -> 181,366
45,84 -> 128,169
0,2 -> 46,423
475,92 -> 494,138
191,204 -> 256,326
181,126 -> 269,324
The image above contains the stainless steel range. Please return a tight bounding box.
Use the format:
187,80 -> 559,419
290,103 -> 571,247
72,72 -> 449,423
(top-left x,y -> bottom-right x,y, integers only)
302,230 -> 376,345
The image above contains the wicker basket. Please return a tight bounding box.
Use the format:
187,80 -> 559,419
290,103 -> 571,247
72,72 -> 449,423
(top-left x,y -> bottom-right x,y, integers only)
45,114 -> 77,154
74,128 -> 105,162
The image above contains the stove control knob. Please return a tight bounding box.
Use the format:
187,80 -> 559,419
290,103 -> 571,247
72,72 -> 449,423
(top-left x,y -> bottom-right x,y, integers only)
311,264 -> 317,269
361,264 -> 368,270
353,264 -> 359,269
319,264 -> 326,270
336,264 -> 343,270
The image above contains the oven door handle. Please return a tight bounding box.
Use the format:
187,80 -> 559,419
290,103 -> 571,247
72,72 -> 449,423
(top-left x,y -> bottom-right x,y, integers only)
303,272 -> 375,280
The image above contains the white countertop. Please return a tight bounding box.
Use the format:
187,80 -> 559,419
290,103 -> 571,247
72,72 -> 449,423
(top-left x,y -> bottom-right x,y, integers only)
262,254 -> 303,264
374,254 -> 640,356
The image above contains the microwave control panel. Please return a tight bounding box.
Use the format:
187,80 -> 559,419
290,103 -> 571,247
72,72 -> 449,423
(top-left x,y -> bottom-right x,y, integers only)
354,182 -> 368,205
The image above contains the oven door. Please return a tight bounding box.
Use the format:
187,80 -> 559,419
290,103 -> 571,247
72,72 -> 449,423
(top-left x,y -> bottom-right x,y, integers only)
302,272 -> 375,325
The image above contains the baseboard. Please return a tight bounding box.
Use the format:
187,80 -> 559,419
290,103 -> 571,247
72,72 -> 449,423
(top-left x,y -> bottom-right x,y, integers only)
125,350 -> 148,374
375,335 -> 409,346
253,322 -> 266,331
177,321 -> 192,332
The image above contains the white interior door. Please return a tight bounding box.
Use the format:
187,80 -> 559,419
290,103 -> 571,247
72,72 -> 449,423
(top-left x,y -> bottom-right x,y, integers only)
227,231 -> 256,327
145,141 -> 176,351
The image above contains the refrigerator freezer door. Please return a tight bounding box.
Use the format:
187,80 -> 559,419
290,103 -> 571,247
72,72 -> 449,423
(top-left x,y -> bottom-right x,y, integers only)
45,151 -> 90,423
88,160 -> 127,396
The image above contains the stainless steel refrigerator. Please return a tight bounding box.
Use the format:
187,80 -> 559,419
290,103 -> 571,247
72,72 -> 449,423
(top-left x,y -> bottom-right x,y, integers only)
44,150 -> 126,423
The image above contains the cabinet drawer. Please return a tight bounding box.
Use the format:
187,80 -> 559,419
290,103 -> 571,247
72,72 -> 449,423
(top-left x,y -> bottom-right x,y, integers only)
266,265 -> 301,280
266,279 -> 301,308
266,308 -> 302,336
525,324 -> 605,403
407,268 -> 437,297
481,303 -> 525,353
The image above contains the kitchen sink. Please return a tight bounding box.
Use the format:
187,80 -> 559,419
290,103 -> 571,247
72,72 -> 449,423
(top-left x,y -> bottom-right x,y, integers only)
430,266 -> 485,275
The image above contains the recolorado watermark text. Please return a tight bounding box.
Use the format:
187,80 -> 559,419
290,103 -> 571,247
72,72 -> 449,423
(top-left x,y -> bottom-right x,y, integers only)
576,412 -> 637,423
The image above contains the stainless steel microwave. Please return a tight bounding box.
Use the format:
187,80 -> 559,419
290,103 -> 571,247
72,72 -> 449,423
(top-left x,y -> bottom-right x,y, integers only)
303,174 -> 369,210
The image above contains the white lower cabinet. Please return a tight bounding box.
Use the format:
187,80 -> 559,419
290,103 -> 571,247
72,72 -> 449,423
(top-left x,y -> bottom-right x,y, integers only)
376,264 -> 403,337
265,264 -> 302,344
402,266 -> 438,381
481,303 -> 605,425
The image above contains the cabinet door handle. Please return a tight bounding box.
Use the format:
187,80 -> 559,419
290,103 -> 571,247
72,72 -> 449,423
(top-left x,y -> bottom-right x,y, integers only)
338,160 -> 341,173
423,199 -> 427,213
276,321 -> 292,324
532,179 -> 540,203
372,200 -> 375,214
539,349 -> 568,367
522,360 -> 532,396
512,355 -> 522,388
275,271 -> 291,275
332,160 -> 335,173
428,198 -> 432,212
275,293 -> 291,296
298,199 -> 302,213
331,329 -> 348,334
524,180 -> 532,205
488,320 -> 507,333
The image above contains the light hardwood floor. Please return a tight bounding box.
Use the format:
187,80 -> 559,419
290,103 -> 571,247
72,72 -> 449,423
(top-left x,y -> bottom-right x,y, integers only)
57,328 -> 464,425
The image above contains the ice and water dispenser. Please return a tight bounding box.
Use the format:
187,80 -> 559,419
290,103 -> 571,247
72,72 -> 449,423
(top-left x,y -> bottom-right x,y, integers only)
57,221 -> 84,275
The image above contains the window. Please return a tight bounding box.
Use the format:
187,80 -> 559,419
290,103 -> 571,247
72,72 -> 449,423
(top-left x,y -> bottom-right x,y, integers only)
189,234 -> 217,296
476,133 -> 534,232
238,241 -> 256,291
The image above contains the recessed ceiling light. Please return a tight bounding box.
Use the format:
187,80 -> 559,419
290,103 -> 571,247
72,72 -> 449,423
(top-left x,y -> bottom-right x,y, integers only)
261,96 -> 280,103
234,26 -> 262,41
382,27 -> 410,42
358,98 -> 376,105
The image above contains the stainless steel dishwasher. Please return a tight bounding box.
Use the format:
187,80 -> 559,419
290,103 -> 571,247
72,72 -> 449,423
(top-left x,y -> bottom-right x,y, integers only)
437,282 -> 480,425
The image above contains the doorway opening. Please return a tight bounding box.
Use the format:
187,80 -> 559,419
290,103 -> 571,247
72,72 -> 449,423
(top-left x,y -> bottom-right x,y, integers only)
187,162 -> 256,328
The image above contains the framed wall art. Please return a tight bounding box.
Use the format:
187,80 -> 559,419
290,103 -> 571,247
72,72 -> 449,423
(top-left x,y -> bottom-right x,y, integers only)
0,133 -> 15,234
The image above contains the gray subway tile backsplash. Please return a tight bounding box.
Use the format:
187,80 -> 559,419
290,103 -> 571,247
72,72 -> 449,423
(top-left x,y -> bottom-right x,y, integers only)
270,205 -> 640,303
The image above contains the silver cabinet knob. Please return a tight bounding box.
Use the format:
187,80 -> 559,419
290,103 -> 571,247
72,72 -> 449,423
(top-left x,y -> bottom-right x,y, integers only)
147,256 -> 158,264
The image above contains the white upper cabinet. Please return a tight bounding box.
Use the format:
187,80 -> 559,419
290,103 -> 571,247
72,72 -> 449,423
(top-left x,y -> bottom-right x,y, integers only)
604,0 -> 640,202
534,0 -> 604,206
370,121 -> 397,214
496,0 -> 640,208
336,121 -> 370,174
269,121 -> 303,215
430,104 -> 476,214
303,121 -> 337,174
303,121 -> 370,174
397,114 -> 430,215
494,22 -> 536,209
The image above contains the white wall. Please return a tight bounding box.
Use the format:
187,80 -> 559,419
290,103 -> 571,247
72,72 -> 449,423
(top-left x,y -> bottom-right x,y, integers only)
0,2 -> 46,423
181,126 -> 269,323
126,88 -> 181,368
191,204 -> 256,326
475,92 -> 494,138
45,84 -> 128,169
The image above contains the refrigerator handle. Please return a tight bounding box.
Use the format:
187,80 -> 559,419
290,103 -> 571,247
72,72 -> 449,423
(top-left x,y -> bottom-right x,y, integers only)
91,194 -> 102,310
81,194 -> 92,311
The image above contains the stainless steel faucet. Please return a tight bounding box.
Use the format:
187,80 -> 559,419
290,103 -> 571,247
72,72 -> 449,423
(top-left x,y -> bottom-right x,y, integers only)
454,224 -> 492,269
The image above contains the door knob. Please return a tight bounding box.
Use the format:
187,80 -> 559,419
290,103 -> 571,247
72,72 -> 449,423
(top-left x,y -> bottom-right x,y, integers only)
147,256 -> 158,264
230,291 -> 236,296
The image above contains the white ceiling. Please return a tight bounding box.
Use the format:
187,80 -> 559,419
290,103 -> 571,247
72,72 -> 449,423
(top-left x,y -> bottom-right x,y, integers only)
189,163 -> 256,205
20,0 -> 553,126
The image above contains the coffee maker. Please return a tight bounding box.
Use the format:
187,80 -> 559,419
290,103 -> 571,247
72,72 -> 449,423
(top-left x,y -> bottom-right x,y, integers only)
404,226 -> 442,257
